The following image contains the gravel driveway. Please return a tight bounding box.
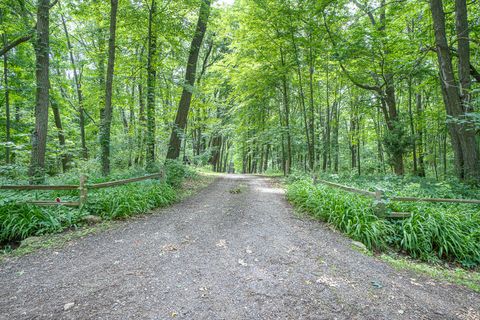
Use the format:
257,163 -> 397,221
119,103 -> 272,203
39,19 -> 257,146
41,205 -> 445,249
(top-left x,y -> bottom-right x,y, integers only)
1,174 -> 479,319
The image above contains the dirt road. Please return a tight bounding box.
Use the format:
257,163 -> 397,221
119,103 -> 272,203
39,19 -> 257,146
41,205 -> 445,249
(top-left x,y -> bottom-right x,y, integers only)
1,175 -> 478,319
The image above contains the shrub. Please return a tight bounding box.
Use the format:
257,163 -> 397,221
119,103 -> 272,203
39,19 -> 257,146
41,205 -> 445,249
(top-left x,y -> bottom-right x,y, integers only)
0,203 -> 83,242
0,165 -> 195,246
287,180 -> 391,250
164,160 -> 196,188
287,178 -> 480,267
392,209 -> 480,267
86,181 -> 177,220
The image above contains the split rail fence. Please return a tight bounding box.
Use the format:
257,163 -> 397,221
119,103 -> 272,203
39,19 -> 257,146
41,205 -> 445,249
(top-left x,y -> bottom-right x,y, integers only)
0,172 -> 164,207
312,177 -> 480,218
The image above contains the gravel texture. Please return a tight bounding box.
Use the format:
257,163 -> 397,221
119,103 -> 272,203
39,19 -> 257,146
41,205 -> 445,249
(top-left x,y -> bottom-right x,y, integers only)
1,174 -> 479,319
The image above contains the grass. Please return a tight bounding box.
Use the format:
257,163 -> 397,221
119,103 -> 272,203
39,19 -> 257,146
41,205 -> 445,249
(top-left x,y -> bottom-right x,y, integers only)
380,253 -> 480,293
0,205 -> 83,243
286,177 -> 480,268
287,179 -> 391,250
85,181 -> 177,219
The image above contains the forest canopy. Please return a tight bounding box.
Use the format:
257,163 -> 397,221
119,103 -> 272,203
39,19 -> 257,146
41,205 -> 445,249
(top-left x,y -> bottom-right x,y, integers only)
0,0 -> 479,185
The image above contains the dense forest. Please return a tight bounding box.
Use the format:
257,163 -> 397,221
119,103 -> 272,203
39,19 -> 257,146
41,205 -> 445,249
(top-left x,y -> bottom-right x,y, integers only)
0,0 -> 479,184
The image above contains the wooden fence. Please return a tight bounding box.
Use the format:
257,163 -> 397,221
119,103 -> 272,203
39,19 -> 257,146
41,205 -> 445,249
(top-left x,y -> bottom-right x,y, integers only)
0,172 -> 164,207
312,177 -> 480,218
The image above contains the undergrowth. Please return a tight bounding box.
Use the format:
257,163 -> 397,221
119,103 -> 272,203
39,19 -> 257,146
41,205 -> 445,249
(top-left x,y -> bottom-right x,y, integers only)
0,161 -> 197,246
287,178 -> 480,268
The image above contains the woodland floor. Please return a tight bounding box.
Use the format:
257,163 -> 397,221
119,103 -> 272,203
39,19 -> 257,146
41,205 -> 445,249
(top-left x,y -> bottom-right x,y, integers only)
0,175 -> 479,320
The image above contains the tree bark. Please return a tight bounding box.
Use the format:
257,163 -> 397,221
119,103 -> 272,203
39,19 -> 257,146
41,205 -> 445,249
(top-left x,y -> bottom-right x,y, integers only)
408,77 -> 417,174
3,34 -> 11,164
332,101 -> 339,173
99,0 -> 118,176
430,0 -> 480,182
291,30 -> 313,171
280,48 -> 292,174
50,98 -> 69,172
29,0 -> 50,184
146,0 -> 157,167
416,93 -> 426,177
166,0 -> 211,160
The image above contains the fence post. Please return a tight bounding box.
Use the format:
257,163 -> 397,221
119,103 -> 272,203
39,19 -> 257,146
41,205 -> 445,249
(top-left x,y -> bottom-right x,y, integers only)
374,189 -> 386,217
79,175 -> 88,207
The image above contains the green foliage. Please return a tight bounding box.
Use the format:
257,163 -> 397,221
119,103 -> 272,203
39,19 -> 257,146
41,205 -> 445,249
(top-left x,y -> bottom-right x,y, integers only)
0,203 -> 83,242
0,164 -> 196,245
287,178 -> 480,268
164,160 -> 197,188
287,180 -> 391,250
86,181 -> 177,219
392,209 -> 480,267
318,173 -> 480,199
382,120 -> 411,167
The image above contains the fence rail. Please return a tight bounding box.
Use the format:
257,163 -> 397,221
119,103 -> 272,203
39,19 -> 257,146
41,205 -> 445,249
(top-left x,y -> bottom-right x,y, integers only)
0,172 -> 164,207
312,176 -> 480,218
390,196 -> 480,204
88,173 -> 163,189
313,179 -> 376,198
0,184 -> 78,191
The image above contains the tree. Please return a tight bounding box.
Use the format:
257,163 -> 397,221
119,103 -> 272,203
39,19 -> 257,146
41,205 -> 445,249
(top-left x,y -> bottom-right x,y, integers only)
60,2 -> 88,160
99,0 -> 118,176
166,0 -> 211,160
3,34 -> 11,164
29,0 -> 50,183
146,0 -> 157,168
429,0 -> 480,183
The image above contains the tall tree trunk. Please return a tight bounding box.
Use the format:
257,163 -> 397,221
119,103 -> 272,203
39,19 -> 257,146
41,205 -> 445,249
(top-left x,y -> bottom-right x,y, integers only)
280,49 -> 292,174
146,0 -> 157,168
349,94 -> 358,170
264,143 -> 270,172
443,131 -> 447,177
322,64 -> 331,172
332,101 -> 339,173
97,27 -> 106,117
308,36 -> 315,170
3,34 -> 11,164
29,0 -> 50,183
350,114 -> 357,170
60,8 -> 88,159
291,31 -> 313,170
166,0 -> 211,160
433,134 -> 438,180
429,0 -> 480,183
137,80 -> 146,165
416,93 -> 426,177
50,98 -> 69,172
383,74 -> 404,175
277,99 -> 287,175
99,0 -> 118,176
357,117 -> 361,175
408,77 -> 417,174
